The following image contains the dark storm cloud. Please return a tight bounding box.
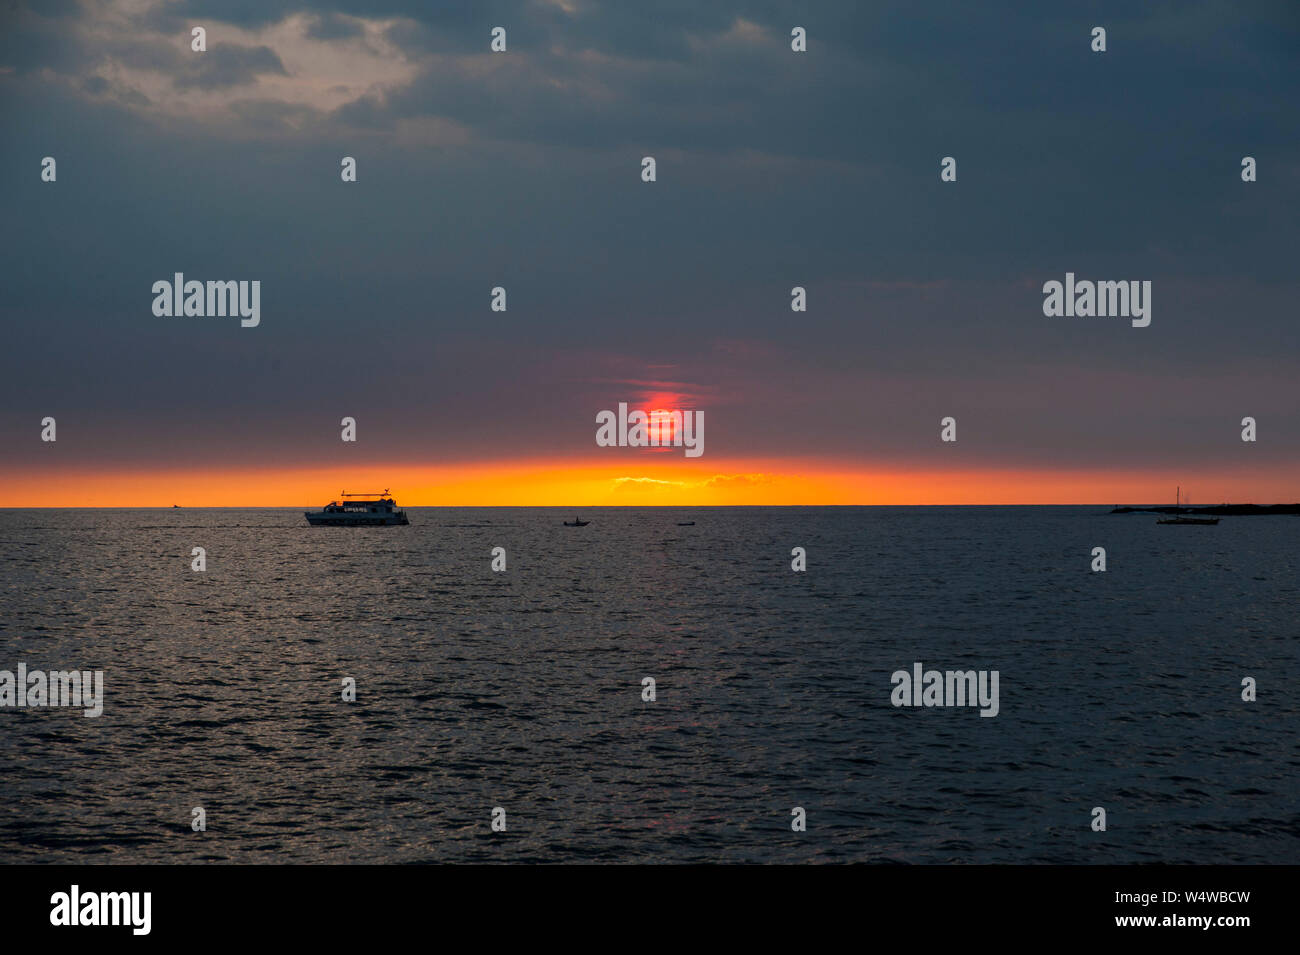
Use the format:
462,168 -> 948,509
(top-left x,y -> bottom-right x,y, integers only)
0,8 -> 284,92
171,43 -> 288,90
8,0 -> 80,17
227,97 -> 321,129
0,2 -> 85,74
1,0 -> 1298,476
305,12 -> 366,41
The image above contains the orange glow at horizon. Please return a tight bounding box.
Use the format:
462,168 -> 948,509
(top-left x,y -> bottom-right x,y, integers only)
1,459 -> 1294,507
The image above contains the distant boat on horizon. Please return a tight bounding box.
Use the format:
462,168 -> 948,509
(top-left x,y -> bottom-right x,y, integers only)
563,518 -> 590,526
1157,486 -> 1219,525
305,489 -> 409,526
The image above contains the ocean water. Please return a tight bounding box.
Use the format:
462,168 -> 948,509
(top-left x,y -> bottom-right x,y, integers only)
0,506 -> 1296,864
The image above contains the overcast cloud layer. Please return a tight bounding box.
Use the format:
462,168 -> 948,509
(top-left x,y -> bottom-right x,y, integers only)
3,0 -> 1298,476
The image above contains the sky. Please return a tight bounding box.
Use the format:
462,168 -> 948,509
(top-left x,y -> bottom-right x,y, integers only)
2,0 -> 1298,505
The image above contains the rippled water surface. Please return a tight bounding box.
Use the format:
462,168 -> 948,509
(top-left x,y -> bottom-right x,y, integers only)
1,506 -> 1296,863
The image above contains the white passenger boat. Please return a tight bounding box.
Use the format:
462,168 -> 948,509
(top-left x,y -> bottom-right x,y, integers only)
305,490 -> 409,526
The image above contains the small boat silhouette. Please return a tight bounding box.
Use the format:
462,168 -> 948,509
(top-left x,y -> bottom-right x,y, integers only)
563,518 -> 590,526
676,521 -> 695,526
1156,487 -> 1219,525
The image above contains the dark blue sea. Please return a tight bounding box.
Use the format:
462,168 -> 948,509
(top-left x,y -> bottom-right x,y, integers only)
0,506 -> 1296,863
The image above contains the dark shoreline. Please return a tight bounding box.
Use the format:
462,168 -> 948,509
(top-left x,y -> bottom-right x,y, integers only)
1110,503 -> 1300,516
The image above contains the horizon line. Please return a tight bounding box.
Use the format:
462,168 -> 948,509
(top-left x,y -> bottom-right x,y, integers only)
3,502 -> 1296,510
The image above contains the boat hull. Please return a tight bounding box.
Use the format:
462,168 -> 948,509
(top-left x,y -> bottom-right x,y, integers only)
305,512 -> 409,526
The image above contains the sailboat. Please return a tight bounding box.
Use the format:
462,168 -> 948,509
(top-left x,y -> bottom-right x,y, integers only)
1156,487 -> 1219,525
